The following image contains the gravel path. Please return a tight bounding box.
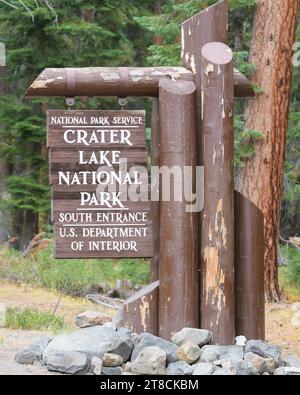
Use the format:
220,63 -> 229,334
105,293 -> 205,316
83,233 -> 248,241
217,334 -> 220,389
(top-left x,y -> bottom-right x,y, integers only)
0,328 -> 59,375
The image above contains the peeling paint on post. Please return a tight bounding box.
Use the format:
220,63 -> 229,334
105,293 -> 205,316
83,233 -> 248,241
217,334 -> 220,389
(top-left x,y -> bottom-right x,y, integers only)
123,281 -> 159,334
200,42 -> 235,345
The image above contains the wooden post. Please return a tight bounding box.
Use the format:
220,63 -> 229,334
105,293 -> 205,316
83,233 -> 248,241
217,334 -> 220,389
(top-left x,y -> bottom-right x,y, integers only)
123,281 -> 159,334
235,191 -> 265,340
200,42 -> 235,345
25,67 -> 254,99
151,98 -> 160,283
158,79 -> 198,340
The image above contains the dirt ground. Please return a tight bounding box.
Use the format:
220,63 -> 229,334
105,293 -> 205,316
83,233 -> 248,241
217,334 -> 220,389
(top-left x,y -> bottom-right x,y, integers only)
0,281 -> 299,375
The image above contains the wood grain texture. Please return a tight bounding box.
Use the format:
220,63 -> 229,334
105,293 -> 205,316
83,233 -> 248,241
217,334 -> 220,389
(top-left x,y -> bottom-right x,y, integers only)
200,42 -> 235,345
235,191 -> 265,340
25,66 -> 253,98
123,281 -> 159,335
158,79 -> 198,340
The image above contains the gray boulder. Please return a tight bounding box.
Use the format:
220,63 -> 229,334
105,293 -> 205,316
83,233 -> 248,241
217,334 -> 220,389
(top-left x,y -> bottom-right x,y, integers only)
166,361 -> 193,375
130,346 -> 166,375
235,336 -> 247,347
192,362 -> 215,375
244,352 -> 276,374
131,333 -> 177,364
245,340 -> 282,365
46,351 -> 88,374
110,333 -> 133,362
90,357 -> 103,375
283,355 -> 300,368
199,345 -> 244,363
15,349 -> 35,365
221,359 -> 257,376
274,367 -> 300,376
43,326 -> 119,362
28,336 -> 53,360
171,328 -> 212,347
102,367 -> 123,375
75,311 -> 111,328
213,368 -> 234,375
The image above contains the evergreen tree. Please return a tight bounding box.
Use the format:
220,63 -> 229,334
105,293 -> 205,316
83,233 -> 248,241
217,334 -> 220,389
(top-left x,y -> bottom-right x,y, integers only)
0,0 -> 154,249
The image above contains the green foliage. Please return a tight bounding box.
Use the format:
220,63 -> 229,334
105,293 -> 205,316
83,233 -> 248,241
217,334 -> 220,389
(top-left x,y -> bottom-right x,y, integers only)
5,307 -> 65,333
234,115 -> 263,168
0,0 -> 154,240
0,246 -> 150,296
280,245 -> 300,290
281,20 -> 300,237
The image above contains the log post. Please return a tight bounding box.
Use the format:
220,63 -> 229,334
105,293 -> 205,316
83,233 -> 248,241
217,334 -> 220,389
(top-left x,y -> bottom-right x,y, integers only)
123,281 -> 159,334
235,191 -> 265,340
200,42 -> 235,344
158,79 -> 198,340
24,67 -> 254,98
151,98 -> 160,283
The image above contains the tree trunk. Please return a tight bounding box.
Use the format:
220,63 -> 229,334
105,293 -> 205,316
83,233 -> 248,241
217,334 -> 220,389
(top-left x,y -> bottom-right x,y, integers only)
236,0 -> 299,302
20,210 -> 38,251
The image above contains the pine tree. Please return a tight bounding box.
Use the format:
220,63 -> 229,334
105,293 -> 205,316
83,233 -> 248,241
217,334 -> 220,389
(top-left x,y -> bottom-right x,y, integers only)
0,0 -> 154,249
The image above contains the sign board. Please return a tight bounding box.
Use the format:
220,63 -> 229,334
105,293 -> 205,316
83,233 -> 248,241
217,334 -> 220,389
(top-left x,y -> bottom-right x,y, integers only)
47,110 -> 153,259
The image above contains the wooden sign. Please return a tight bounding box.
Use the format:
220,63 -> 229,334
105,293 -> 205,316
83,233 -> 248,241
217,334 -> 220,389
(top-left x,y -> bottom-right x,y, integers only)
47,110 -> 153,259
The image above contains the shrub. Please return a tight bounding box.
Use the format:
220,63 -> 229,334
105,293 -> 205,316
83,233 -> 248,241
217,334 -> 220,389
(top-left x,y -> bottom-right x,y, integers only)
5,308 -> 65,333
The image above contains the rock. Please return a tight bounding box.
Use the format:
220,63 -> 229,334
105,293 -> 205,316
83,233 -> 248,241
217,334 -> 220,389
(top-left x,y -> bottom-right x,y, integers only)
43,326 -> 119,362
28,336 -> 53,360
283,355 -> 300,368
75,311 -> 111,328
292,302 -> 300,311
110,334 -> 133,363
199,345 -> 244,363
0,302 -> 6,327
102,367 -> 123,375
103,322 -> 117,331
244,352 -> 276,374
213,368 -> 234,375
90,357 -> 103,375
192,362 -> 215,376
176,342 -> 201,364
46,351 -> 88,374
235,336 -> 247,347
171,328 -> 212,347
102,353 -> 123,367
118,327 -> 132,338
291,312 -> 300,328
131,333 -> 177,364
15,349 -> 35,365
166,361 -> 193,375
221,359 -> 257,376
274,367 -> 300,376
245,340 -> 282,365
130,346 -> 166,375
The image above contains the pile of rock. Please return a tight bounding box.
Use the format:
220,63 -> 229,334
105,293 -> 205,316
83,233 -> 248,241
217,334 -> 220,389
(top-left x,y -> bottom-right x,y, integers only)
15,311 -> 300,375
